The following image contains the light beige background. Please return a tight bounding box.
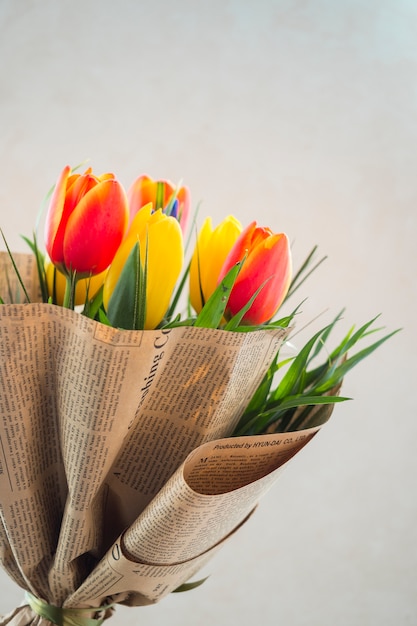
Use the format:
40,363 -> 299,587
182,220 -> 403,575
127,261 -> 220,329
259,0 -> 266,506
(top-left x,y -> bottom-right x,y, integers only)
0,1 -> 416,625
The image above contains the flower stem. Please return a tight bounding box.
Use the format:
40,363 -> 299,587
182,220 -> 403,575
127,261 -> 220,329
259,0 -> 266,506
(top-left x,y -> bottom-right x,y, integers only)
63,272 -> 76,309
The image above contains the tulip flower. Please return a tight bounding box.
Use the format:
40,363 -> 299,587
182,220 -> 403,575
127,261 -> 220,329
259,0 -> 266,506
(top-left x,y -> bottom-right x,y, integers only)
44,165 -> 129,277
218,221 -> 292,325
45,262 -> 107,306
189,215 -> 242,313
103,204 -> 184,330
128,174 -> 190,234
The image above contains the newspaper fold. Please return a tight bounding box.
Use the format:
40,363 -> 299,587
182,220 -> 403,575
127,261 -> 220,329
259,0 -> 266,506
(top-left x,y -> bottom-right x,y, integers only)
0,252 -> 323,624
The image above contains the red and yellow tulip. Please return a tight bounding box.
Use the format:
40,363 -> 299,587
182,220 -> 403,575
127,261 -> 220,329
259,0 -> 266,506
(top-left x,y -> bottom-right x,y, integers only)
190,218 -> 292,325
128,174 -> 190,234
189,215 -> 242,313
44,165 -> 129,277
103,204 -> 184,329
218,221 -> 292,324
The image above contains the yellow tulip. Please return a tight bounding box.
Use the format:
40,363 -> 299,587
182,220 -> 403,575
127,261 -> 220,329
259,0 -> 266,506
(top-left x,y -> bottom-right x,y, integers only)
103,204 -> 184,329
189,215 -> 242,312
45,263 -> 106,306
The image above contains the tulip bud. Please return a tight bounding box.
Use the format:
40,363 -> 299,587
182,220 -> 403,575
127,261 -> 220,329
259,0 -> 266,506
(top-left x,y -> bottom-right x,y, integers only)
218,221 -> 292,324
128,174 -> 190,234
189,216 -> 243,313
44,165 -> 129,277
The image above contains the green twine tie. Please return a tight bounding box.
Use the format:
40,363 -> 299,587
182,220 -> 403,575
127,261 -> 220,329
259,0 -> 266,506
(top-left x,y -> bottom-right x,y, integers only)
25,592 -> 114,626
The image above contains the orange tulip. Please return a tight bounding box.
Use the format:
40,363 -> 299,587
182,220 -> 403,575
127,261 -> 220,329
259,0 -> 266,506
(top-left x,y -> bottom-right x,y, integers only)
44,165 -> 129,277
128,174 -> 190,234
218,221 -> 292,324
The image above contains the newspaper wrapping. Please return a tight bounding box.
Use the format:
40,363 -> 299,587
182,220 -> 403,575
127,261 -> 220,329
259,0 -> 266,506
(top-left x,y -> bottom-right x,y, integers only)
0,252 -> 323,625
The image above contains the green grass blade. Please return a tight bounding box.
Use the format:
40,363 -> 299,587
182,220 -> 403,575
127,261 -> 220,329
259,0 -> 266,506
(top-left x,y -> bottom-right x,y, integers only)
313,328 -> 401,394
166,258 -> 191,321
173,577 -> 209,593
1,229 -> 31,303
83,285 -> 104,320
107,242 -> 146,330
194,261 -> 243,328
224,277 -> 271,330
234,394 -> 348,436
22,233 -> 49,302
270,326 -> 330,401
285,246 -> 327,301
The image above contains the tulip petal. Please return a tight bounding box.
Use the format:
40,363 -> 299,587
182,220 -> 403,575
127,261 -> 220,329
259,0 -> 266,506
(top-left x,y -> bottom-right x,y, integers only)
189,216 -> 242,313
218,221 -> 272,276
44,165 -> 72,265
175,185 -> 191,233
66,172 -> 98,209
189,217 -> 213,312
144,216 -> 183,329
226,233 -> 292,324
127,175 -> 156,222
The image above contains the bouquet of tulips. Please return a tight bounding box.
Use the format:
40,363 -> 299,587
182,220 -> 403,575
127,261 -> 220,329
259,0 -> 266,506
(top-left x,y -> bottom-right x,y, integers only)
0,165 -> 397,626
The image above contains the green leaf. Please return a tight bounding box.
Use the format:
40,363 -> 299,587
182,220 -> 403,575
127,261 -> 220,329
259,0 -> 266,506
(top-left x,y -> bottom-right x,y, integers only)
98,308 -> 111,326
22,233 -> 49,303
163,315 -> 197,328
183,200 -> 202,256
82,284 -> 104,320
287,382 -> 344,431
235,394 -> 348,436
106,242 -> 147,330
239,353 -> 279,419
155,182 -> 165,210
313,328 -> 401,394
303,317 -> 396,394
194,261 -> 243,328
224,276 -> 272,330
270,325 -> 331,401
1,228 -> 31,303
172,577 -> 209,593
306,308 -> 345,365
234,313 -> 400,436
166,259 -> 191,322
285,246 -> 327,302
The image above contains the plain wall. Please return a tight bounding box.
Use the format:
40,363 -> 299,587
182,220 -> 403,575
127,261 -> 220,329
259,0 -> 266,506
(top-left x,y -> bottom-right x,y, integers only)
0,1 -> 416,625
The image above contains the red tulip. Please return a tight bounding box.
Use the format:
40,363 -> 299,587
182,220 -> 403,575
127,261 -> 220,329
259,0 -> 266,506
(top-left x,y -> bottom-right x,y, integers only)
44,165 -> 129,277
218,221 -> 292,324
127,174 -> 190,234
